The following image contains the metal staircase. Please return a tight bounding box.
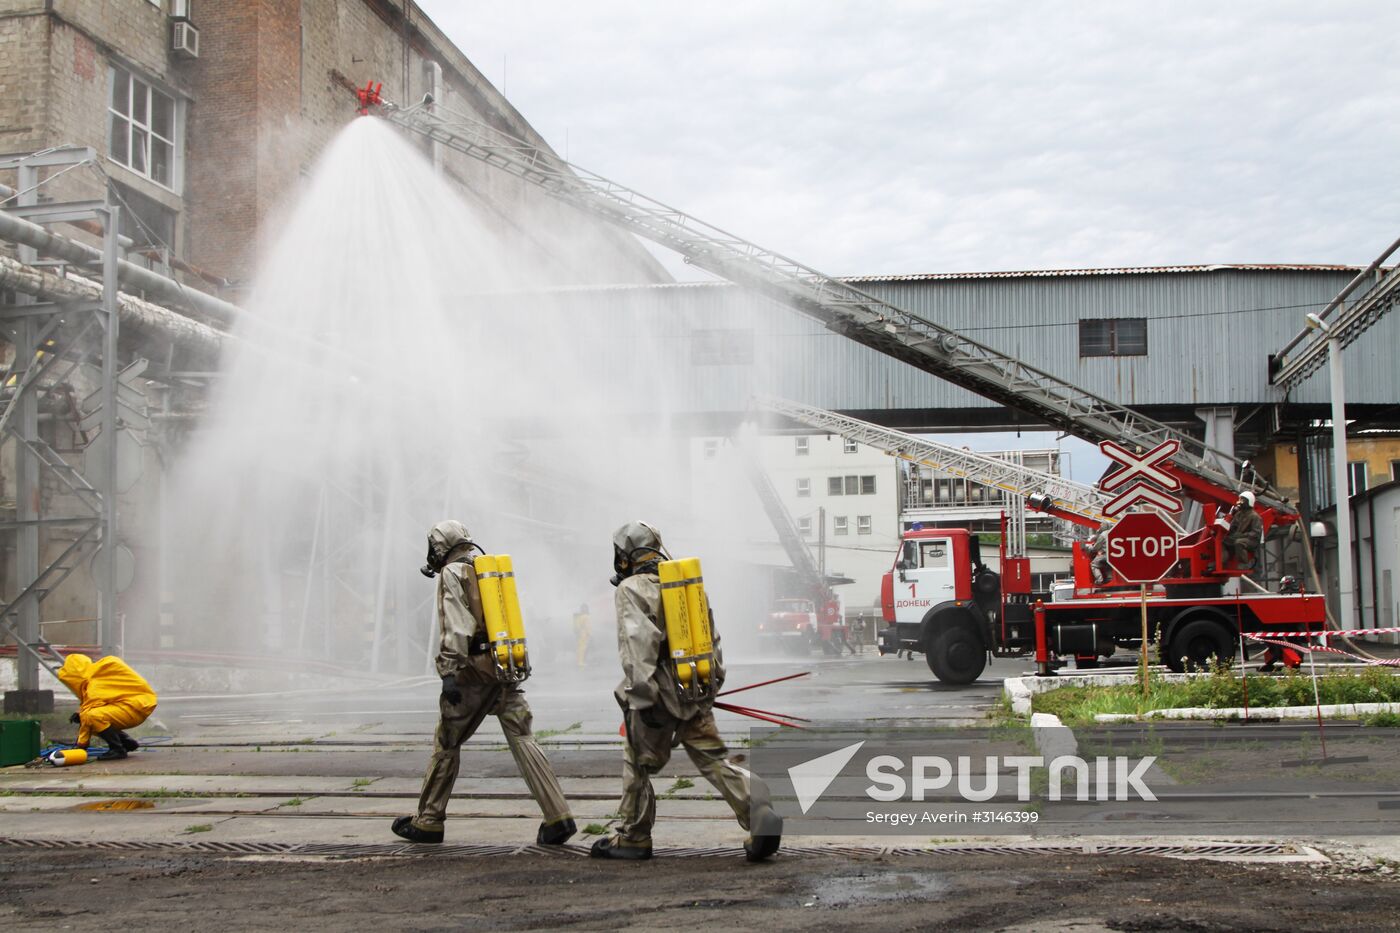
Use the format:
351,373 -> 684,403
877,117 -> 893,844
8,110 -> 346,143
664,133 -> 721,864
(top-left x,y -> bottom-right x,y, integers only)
379,97 -> 1269,511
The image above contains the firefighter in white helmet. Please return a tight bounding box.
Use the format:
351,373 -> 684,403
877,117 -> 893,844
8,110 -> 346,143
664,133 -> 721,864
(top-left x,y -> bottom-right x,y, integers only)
392,520 -> 576,846
1224,491 -> 1262,569
590,520 -> 782,862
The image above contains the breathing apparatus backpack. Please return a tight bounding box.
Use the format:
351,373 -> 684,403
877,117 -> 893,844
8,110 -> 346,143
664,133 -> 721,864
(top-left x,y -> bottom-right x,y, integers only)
658,557 -> 715,701
473,555 -> 530,683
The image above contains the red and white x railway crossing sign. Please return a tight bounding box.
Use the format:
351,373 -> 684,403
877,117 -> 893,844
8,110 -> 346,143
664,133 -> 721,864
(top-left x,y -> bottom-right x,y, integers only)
1099,440 -> 1184,517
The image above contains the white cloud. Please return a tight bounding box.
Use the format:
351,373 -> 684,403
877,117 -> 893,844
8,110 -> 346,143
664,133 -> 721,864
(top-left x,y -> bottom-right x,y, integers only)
417,1 -> 1400,277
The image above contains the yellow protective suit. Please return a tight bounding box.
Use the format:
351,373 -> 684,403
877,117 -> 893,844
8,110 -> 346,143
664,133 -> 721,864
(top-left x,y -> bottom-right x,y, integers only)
56,654 -> 157,747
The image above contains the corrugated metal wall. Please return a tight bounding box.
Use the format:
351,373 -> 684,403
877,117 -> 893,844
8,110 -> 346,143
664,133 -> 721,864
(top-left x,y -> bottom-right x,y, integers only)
488,268 -> 1392,416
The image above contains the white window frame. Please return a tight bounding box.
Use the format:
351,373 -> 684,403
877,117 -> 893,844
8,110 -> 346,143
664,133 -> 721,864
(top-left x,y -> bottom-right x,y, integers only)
1347,460 -> 1367,497
833,515 -> 849,536
702,438 -> 718,460
857,515 -> 872,535
843,437 -> 858,454
797,516 -> 812,538
828,476 -> 843,496
860,475 -> 876,495
796,478 -> 810,498
108,64 -> 182,192
795,436 -> 809,456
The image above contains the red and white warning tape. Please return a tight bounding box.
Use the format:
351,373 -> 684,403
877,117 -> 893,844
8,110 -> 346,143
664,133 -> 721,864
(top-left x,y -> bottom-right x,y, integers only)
1249,627 -> 1400,639
1243,633 -> 1400,667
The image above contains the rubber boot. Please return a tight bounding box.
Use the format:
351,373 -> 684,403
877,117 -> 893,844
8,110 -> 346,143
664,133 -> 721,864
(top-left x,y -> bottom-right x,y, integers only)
744,803 -> 783,863
391,815 -> 444,844
537,817 -> 577,846
97,727 -> 128,760
589,836 -> 652,861
117,731 -> 140,752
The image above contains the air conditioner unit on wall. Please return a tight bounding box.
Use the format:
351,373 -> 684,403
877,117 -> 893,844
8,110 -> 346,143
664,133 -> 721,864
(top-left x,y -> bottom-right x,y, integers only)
172,20 -> 199,59
170,0 -> 194,20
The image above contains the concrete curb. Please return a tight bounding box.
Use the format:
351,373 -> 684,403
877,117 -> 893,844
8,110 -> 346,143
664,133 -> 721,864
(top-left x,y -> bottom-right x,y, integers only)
1095,702 -> 1400,723
1029,712 -> 1077,760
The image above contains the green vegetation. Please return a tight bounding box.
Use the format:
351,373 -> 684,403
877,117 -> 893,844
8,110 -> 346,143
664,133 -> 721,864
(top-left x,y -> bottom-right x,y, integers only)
282,797 -> 304,807
351,777 -> 374,790
184,824 -> 213,834
659,777 -> 695,799
1031,664 -> 1400,726
537,721 -> 584,740
581,823 -> 608,836
1364,711 -> 1400,727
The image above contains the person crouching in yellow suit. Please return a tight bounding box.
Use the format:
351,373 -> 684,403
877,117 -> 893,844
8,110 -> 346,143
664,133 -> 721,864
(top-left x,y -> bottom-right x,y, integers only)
56,654 -> 157,760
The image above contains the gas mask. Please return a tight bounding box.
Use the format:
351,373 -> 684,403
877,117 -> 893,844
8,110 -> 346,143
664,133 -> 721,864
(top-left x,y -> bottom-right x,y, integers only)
609,520 -> 667,586
421,539 -> 451,578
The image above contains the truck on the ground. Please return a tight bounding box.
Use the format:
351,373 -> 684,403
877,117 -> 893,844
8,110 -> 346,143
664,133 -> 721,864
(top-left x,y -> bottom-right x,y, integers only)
760,597 -> 850,655
878,522 -> 1326,684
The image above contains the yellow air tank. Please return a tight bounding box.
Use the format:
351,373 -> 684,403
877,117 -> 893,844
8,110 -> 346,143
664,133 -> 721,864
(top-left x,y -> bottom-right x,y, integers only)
48,748 -> 88,766
496,555 -> 528,667
680,557 -> 714,685
658,560 -> 694,687
474,555 -> 511,668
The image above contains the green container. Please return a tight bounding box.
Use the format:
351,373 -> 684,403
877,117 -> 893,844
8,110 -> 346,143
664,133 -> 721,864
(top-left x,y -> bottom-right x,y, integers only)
0,719 -> 41,766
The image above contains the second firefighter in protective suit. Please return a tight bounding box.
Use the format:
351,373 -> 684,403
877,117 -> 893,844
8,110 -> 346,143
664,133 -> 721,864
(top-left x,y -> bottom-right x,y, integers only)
591,521 -> 782,862
392,520 -> 576,846
56,653 -> 156,759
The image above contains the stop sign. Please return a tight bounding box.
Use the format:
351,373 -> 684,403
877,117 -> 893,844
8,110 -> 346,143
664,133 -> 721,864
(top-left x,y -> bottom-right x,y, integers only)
1105,512 -> 1180,583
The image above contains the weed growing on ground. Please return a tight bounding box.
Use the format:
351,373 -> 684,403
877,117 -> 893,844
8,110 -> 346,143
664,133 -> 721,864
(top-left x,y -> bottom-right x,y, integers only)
184,824 -> 212,834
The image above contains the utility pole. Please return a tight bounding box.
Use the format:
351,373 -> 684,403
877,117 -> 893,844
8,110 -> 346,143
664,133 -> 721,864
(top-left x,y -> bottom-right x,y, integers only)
1306,313 -> 1355,628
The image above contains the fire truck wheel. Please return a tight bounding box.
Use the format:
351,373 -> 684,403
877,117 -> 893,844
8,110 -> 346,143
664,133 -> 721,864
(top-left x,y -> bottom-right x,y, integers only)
1166,618 -> 1234,673
925,621 -> 986,685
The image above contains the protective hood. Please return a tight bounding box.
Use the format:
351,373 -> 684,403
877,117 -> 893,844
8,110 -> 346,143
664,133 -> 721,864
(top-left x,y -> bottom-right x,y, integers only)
611,520 -> 666,586
422,520 -> 475,578
57,653 -> 94,696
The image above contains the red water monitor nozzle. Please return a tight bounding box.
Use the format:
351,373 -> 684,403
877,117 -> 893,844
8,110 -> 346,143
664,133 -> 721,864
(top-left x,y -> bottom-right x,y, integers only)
356,81 -> 383,116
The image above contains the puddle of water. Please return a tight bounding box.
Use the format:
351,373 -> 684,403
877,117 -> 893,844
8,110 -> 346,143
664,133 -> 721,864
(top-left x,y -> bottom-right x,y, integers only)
73,799 -> 156,812
802,870 -> 950,908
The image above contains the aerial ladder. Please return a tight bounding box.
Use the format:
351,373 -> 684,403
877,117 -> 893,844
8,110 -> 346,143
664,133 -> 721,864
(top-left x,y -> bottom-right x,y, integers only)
372,92 -> 1277,521
730,431 -> 846,647
366,88 -> 1324,676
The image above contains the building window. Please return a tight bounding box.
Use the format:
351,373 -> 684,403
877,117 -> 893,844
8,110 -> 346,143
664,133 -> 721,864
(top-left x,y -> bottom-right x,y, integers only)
702,438 -> 718,460
1347,461 -> 1367,497
797,516 -> 812,538
828,476 -> 843,496
689,328 -> 754,365
113,182 -> 175,252
796,478 -> 810,498
1079,318 -> 1147,357
857,515 -> 872,535
833,516 -> 849,536
843,438 -> 858,454
844,475 -> 859,495
795,436 -> 809,456
860,475 -> 876,495
109,65 -> 179,189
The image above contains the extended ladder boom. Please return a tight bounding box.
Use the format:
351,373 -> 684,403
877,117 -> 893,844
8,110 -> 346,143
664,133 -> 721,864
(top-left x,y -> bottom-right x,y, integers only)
731,432 -> 828,598
378,98 -> 1280,514
759,395 -> 1107,526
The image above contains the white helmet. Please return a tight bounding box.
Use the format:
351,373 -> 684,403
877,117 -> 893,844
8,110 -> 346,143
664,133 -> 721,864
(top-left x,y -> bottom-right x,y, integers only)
1238,491 -> 1255,507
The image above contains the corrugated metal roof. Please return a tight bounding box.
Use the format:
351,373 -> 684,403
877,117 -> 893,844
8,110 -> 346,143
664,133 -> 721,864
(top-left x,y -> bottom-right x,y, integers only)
839,263 -> 1370,283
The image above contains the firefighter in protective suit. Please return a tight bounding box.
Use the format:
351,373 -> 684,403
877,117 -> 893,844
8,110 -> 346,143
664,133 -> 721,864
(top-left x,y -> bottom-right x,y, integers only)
392,520 -> 576,846
591,521 -> 783,862
56,653 -> 156,759
1224,491 -> 1263,568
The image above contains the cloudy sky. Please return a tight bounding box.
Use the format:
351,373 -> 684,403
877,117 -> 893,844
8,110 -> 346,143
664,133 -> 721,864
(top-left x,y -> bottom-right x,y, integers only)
417,1 -> 1399,280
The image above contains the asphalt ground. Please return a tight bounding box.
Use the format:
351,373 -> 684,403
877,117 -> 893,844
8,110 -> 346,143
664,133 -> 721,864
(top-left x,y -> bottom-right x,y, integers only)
4,649 -> 1400,930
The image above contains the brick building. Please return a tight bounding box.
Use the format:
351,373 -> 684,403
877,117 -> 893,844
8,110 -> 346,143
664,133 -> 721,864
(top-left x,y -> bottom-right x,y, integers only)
0,0 -> 666,290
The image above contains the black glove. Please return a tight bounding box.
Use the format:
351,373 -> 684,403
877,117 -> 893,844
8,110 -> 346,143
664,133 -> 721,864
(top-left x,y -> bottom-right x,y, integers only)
69,712 -> 81,725
440,674 -> 462,706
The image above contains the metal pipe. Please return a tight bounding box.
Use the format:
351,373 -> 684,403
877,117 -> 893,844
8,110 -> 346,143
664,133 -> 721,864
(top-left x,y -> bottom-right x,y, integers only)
0,254 -> 224,361
1325,332 -> 1356,629
1275,235 -> 1400,362
0,208 -> 240,326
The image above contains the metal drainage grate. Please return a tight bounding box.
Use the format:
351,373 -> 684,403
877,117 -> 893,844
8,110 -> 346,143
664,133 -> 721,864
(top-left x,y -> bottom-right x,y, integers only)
0,837 -> 1296,860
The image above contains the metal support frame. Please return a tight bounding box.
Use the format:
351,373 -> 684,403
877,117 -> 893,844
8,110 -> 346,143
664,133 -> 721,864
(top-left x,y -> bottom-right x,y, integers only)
0,147 -> 122,706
